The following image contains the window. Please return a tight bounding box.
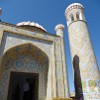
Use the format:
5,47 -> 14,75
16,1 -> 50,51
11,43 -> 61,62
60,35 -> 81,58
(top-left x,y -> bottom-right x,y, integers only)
76,12 -> 80,20
70,14 -> 74,22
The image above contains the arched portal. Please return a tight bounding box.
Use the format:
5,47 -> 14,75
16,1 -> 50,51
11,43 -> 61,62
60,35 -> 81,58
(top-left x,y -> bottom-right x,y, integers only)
0,43 -> 49,100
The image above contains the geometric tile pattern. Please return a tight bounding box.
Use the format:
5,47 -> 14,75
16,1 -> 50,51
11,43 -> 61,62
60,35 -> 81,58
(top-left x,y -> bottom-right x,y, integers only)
1,32 -> 54,99
0,43 -> 48,100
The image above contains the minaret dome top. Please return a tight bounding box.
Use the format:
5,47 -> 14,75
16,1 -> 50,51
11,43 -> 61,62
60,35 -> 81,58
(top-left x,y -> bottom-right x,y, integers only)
65,3 -> 84,14
55,24 -> 65,31
65,3 -> 85,26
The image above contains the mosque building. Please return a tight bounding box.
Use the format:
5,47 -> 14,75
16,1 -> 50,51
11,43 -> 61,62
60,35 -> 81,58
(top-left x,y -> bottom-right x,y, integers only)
0,3 -> 100,100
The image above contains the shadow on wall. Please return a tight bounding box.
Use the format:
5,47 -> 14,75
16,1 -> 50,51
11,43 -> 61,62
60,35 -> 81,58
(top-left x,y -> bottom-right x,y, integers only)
73,55 -> 84,100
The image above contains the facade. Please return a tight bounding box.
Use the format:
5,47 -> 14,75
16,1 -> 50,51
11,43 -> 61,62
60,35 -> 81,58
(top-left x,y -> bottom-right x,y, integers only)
0,2 -> 99,100
65,3 -> 100,100
0,21 -> 70,100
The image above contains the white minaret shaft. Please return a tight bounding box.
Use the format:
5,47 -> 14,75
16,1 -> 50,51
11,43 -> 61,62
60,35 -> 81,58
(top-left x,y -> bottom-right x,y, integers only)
55,24 -> 70,98
65,3 -> 100,100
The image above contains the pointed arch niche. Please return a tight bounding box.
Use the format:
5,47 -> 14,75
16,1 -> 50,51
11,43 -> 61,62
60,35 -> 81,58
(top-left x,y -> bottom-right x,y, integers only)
0,43 -> 49,100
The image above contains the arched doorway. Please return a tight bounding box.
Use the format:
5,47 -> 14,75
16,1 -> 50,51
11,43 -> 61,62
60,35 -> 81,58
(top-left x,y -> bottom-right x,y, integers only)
0,43 -> 49,100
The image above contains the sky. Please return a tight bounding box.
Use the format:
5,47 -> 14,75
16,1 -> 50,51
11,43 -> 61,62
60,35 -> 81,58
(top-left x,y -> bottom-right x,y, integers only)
0,0 -> 100,93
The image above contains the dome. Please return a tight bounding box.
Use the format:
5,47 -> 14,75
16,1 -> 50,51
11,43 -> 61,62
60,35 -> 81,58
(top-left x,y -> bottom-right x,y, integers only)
17,21 -> 47,32
65,3 -> 84,14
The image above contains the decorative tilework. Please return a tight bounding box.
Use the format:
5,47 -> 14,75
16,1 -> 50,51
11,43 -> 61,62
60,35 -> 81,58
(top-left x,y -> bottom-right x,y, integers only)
0,44 -> 49,100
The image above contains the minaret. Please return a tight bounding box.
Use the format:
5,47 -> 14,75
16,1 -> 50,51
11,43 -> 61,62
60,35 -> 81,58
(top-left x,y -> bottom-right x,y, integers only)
55,24 -> 70,98
65,3 -> 100,99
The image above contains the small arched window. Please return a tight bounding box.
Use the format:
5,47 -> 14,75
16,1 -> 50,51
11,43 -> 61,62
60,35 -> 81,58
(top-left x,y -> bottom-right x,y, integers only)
76,12 -> 80,20
70,14 -> 74,22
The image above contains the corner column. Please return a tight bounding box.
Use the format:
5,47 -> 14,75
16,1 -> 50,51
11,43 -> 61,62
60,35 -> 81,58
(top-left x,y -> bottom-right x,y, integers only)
54,24 -> 70,98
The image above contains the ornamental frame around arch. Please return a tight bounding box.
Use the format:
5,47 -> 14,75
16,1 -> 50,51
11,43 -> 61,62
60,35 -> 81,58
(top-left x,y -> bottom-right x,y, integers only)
1,43 -> 49,66
0,43 -> 49,100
